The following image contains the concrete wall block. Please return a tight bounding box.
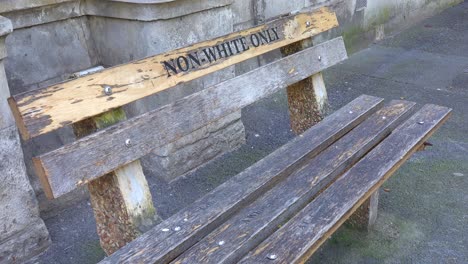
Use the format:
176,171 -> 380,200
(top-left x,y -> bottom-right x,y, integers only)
0,125 -> 50,262
142,111 -> 246,182
0,61 -> 14,130
0,218 -> 50,263
88,6 -> 233,66
4,17 -> 97,93
0,0 -> 75,14
0,126 -> 42,238
0,16 -> 13,59
260,0 -> 306,19
85,0 -> 234,21
304,0 -> 341,10
231,0 -> 254,26
0,1 -> 81,29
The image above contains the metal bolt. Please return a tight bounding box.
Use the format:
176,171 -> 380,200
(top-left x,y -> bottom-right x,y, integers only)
125,139 -> 132,147
218,241 -> 225,246
103,85 -> 112,96
174,226 -> 181,232
306,21 -> 311,27
318,55 -> 322,61
267,254 -> 278,260
418,121 -> 425,125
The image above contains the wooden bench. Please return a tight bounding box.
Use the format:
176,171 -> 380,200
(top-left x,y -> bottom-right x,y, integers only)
8,7 -> 451,263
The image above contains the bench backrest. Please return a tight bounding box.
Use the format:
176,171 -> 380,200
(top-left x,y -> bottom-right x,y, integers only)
8,7 -> 346,200
8,6 -> 349,255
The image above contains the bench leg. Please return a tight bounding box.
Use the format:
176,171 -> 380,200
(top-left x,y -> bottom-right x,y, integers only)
88,161 -> 157,255
281,38 -> 328,134
73,108 -> 160,255
346,190 -> 379,230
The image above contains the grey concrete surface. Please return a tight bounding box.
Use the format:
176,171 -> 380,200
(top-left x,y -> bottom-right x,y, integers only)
0,127 -> 51,263
34,2 -> 468,263
0,17 -> 51,263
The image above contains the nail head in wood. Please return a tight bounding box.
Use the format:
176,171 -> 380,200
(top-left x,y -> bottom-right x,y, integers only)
125,139 -> 132,147
174,226 -> 181,232
318,55 -> 322,61
418,121 -> 425,125
306,21 -> 311,27
103,85 -> 112,96
218,241 -> 225,246
267,254 -> 278,260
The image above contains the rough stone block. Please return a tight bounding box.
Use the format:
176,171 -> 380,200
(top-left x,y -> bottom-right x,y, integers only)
4,17 -> 97,93
231,0 -> 253,25
261,0 -> 305,19
1,1 -> 81,29
142,111 -> 246,182
0,126 -> 50,262
0,218 -> 50,263
0,0 -> 75,14
84,0 -> 233,22
0,16 -> 12,39
88,6 -> 233,66
0,61 -> 14,130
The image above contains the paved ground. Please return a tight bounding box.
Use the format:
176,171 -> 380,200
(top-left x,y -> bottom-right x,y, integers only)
308,3 -> 468,263
35,2 -> 468,263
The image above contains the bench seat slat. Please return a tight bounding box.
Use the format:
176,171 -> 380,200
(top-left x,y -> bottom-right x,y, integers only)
9,7 -> 338,140
240,104 -> 452,264
34,37 -> 349,199
99,95 -> 383,264
172,100 -> 415,264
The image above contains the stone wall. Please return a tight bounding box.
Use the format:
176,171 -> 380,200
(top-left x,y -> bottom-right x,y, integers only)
0,16 -> 50,263
0,0 -> 462,261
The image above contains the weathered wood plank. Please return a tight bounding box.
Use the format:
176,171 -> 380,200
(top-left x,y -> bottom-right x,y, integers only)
281,38 -> 329,134
8,7 -> 339,140
34,37 -> 349,199
172,100 -> 415,264
99,95 -> 383,264
70,108 -> 158,255
240,104 -> 452,264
